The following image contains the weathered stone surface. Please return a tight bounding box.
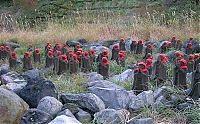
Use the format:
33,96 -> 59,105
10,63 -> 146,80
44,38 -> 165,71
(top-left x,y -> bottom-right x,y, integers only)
37,96 -> 63,117
22,69 -> 41,81
60,93 -> 105,113
156,95 -> 168,104
87,72 -> 103,82
129,90 -> 154,110
18,80 -> 58,108
75,108 -> 92,124
89,86 -> 135,109
178,102 -> 194,110
153,86 -> 171,100
0,88 -> 29,124
127,118 -> 154,124
87,80 -> 125,90
20,108 -> 52,124
111,69 -> 134,82
1,71 -> 27,92
57,109 -> 75,118
48,115 -> 82,124
0,64 -> 9,76
94,109 -> 126,124
62,103 -> 80,114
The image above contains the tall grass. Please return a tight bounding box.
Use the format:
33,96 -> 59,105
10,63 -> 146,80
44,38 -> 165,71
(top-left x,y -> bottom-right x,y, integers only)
0,8 -> 199,45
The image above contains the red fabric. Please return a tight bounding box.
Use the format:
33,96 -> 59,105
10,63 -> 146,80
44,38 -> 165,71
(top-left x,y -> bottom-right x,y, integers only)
12,52 -> 17,59
138,62 -> 146,69
146,59 -> 153,67
119,53 -> 125,59
178,59 -> 187,68
90,49 -> 95,56
163,42 -> 167,47
56,50 -> 61,57
134,68 -> 139,73
69,50 -> 73,53
103,50 -> 108,57
168,42 -> 172,47
35,48 -> 40,54
160,54 -> 167,63
25,52 -> 30,58
189,55 -> 195,62
76,44 -> 80,49
73,54 -> 79,63
188,43 -> 192,49
5,46 -> 11,52
102,57 -> 109,65
147,53 -> 153,59
172,35 -> 176,40
141,68 -> 148,73
121,38 -> 125,42
0,46 -> 5,50
84,51 -> 89,59
147,44 -> 153,50
77,51 -> 82,57
48,51 -> 53,58
62,55 -> 68,62
138,40 -> 143,44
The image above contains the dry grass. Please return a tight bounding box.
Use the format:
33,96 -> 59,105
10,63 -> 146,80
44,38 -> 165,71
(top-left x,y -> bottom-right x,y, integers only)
0,10 -> 199,45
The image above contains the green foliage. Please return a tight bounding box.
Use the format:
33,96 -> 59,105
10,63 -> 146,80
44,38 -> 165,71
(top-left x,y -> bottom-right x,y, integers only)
0,0 -> 13,8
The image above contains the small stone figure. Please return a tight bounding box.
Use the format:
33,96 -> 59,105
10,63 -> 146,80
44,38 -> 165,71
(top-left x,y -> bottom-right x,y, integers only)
74,44 -> 81,53
185,42 -> 193,55
69,54 -> 79,74
151,54 -> 168,85
144,44 -> 153,59
23,52 -> 33,70
160,41 -> 167,53
96,50 -> 109,63
89,49 -> 96,63
33,48 -> 41,63
119,38 -> 126,51
53,43 -> 62,51
146,58 -> 153,75
45,50 -> 53,68
136,40 -> 143,54
111,44 -> 120,61
98,57 -> 109,79
5,46 -> 11,59
0,46 -> 5,60
130,40 -> 137,53
167,42 -> 173,51
82,51 -> 91,73
132,62 -> 149,95
69,50 -> 74,61
117,52 -> 125,67
45,42 -> 52,56
194,54 -> 199,70
53,50 -> 61,74
173,58 -> 188,89
76,50 -> 82,68
144,53 -> 153,61
61,44 -> 68,55
9,51 -> 17,69
175,39 -> 183,50
171,35 -> 177,47
187,54 -> 195,73
58,55 -> 68,75
188,63 -> 200,100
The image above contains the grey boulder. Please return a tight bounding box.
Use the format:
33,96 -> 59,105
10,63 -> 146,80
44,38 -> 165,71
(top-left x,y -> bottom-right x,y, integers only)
94,109 -> 126,124
111,69 -> 134,82
37,96 -> 63,117
87,80 -> 125,90
127,118 -> 154,124
22,69 -> 41,80
87,72 -> 103,82
48,115 -> 82,124
75,108 -> 92,124
60,93 -> 105,113
57,109 -> 75,118
89,86 -> 136,109
0,88 -> 29,124
20,108 -> 53,124
0,64 -> 9,76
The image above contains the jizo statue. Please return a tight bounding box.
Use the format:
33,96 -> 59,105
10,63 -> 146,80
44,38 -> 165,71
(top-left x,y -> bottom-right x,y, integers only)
173,58 -> 188,89
111,44 -> 120,61
187,54 -> 195,73
132,62 -> 149,95
151,54 -> 168,85
117,51 -> 125,67
45,50 -> 53,68
171,35 -> 177,47
9,51 -> 17,69
0,46 -> 5,60
119,38 -> 126,51
185,42 -> 193,55
89,49 -> 96,64
82,51 -> 91,73
160,41 -> 167,53
188,63 -> 200,100
144,44 -> 153,60
146,58 -> 153,75
98,57 -> 109,79
175,39 -> 183,50
130,40 -> 137,53
23,51 -> 33,70
69,54 -> 79,74
136,40 -> 143,54
33,48 -> 41,63
5,46 -> 11,60
53,50 -> 61,74
58,55 -> 68,75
